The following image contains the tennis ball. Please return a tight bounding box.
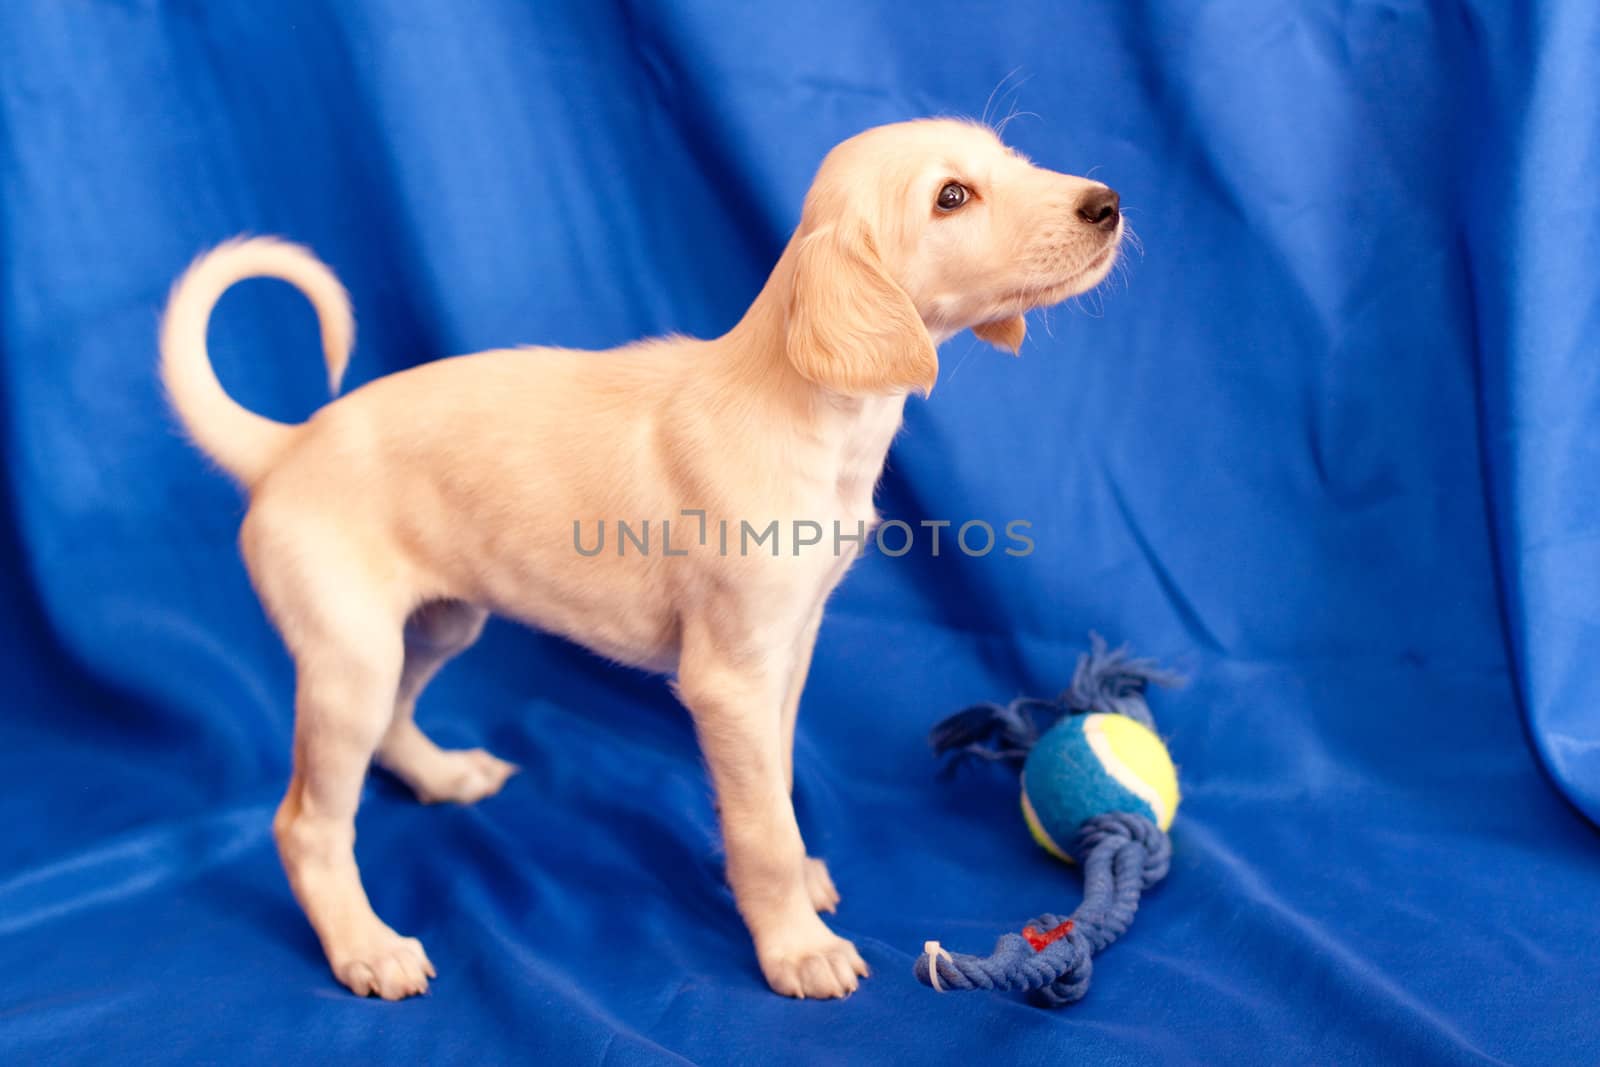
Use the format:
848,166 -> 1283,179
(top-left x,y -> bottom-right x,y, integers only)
1020,713 -> 1179,862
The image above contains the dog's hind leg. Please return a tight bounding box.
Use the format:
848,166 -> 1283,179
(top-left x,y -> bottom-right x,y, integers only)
248,515 -> 434,1000
375,600 -> 518,805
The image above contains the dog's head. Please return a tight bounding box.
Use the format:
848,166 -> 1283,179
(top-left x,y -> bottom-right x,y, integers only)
785,118 -> 1122,396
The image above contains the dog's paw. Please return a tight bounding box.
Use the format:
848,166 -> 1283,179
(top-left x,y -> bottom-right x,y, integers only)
333,931 -> 435,1000
414,748 -> 519,805
803,856 -> 840,914
758,915 -> 870,1000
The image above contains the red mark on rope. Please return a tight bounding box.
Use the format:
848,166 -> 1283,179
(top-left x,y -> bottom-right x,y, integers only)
1023,920 -> 1074,951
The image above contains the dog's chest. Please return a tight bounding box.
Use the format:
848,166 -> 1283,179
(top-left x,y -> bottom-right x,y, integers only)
829,395 -> 906,517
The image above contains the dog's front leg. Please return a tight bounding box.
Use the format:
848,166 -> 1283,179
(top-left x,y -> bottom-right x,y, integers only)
676,616 -> 869,999
779,603 -> 824,796
777,605 -> 843,916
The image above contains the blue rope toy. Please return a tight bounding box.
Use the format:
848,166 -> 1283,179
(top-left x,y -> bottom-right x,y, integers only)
914,636 -> 1182,1007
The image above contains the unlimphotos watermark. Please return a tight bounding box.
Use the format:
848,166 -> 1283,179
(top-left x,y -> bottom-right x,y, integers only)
573,510 -> 1034,558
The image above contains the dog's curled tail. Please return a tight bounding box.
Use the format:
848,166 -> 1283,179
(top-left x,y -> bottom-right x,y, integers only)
159,236 -> 354,488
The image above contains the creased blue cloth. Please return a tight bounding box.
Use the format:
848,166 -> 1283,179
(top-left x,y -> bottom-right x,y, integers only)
1,2 -> 1597,1064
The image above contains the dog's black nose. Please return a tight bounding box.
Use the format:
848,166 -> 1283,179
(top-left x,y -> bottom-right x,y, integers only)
1076,187 -> 1121,230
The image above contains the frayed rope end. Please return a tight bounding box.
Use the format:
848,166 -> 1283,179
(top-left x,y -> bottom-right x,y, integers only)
1061,632 -> 1184,729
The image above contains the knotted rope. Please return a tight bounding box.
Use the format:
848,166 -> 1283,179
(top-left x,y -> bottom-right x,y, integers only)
914,811 -> 1171,1006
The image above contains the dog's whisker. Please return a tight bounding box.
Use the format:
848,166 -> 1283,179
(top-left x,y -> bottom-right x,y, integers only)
994,107 -> 1040,136
981,67 -> 1027,128
944,337 -> 982,385
1120,222 -> 1146,258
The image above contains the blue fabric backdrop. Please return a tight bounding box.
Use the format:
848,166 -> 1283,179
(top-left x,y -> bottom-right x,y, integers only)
2,2 -> 1598,1064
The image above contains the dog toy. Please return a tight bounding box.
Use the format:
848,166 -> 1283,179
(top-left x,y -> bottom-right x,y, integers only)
913,635 -> 1181,1006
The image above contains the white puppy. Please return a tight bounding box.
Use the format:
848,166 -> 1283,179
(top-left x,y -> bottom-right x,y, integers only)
159,118 -> 1122,1001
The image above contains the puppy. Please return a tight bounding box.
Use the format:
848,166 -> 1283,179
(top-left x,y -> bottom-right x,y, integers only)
159,118 -> 1123,1001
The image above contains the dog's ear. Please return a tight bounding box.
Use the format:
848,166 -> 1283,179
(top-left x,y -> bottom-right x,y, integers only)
785,223 -> 938,397
972,316 -> 1026,354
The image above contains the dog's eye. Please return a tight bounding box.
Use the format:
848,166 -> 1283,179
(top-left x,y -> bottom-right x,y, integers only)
935,182 -> 969,212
